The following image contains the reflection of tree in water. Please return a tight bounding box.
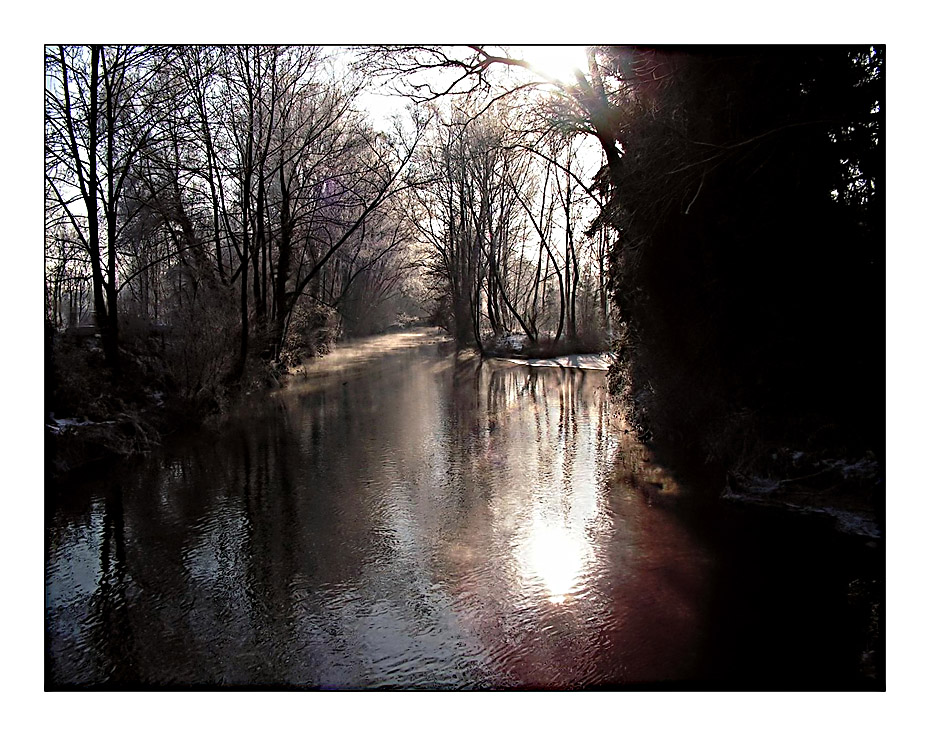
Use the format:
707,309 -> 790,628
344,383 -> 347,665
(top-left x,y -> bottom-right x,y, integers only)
431,360 -> 625,686
86,486 -> 135,683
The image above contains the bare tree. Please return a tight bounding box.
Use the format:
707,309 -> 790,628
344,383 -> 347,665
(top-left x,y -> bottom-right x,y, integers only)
46,45 -> 173,367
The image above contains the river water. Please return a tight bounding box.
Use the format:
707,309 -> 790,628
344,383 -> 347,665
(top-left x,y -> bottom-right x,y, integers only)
45,329 -> 877,689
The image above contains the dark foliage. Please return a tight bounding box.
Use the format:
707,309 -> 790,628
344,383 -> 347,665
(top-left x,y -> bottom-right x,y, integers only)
606,46 -> 884,483
46,309 -> 271,476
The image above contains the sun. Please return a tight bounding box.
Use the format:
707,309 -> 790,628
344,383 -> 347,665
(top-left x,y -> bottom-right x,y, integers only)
514,45 -> 590,85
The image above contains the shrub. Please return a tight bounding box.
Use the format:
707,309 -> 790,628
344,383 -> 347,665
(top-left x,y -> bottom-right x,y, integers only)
279,300 -> 340,367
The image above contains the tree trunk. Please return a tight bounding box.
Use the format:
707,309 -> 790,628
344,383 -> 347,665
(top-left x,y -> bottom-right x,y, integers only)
81,46 -> 117,366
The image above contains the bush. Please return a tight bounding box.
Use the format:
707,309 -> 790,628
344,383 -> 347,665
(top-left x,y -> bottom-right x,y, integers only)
160,284 -> 239,416
278,300 -> 340,367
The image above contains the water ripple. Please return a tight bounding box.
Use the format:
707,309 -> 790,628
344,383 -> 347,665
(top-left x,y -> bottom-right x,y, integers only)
46,331 -> 712,688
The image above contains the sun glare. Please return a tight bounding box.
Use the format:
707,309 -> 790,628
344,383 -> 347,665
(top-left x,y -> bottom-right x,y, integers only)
517,45 -> 590,85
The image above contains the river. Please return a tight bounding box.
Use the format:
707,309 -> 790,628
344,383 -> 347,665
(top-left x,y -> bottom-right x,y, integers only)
45,329 -> 879,689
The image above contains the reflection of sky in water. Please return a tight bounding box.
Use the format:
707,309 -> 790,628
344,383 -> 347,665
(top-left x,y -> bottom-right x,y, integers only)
46,498 -> 107,610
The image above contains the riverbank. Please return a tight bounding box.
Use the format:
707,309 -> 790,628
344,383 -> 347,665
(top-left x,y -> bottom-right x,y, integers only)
44,323 -> 305,479
475,330 -> 613,371
494,353 -> 612,370
481,331 -> 609,359
45,325 -> 447,479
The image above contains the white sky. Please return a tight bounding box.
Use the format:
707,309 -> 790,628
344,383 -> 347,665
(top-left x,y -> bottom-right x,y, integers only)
352,46 -> 593,129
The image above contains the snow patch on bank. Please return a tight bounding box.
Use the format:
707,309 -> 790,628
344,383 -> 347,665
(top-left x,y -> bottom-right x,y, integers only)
46,415 -> 105,434
497,353 -> 612,371
723,476 -> 882,539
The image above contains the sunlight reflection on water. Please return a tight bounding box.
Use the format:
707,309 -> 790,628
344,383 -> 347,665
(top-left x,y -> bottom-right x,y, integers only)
522,520 -> 592,604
